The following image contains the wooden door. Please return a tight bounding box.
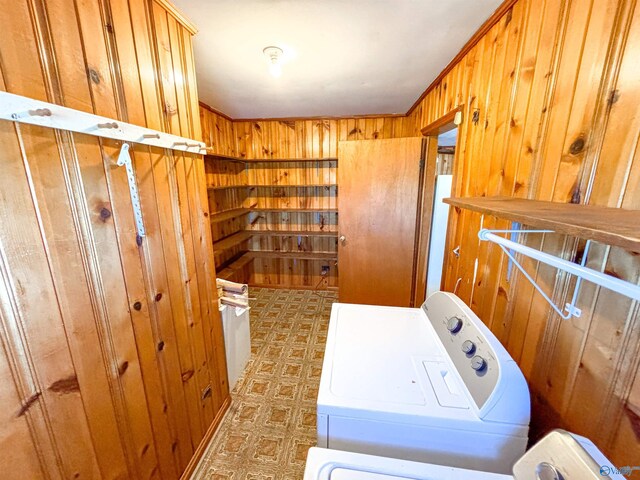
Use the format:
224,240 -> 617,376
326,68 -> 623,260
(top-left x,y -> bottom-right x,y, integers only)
338,138 -> 425,306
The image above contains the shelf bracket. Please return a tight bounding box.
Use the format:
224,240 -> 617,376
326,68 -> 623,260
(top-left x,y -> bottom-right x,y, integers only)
478,227 -> 640,319
116,143 -> 146,241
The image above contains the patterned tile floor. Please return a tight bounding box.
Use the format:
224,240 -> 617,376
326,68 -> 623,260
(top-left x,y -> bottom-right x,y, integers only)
192,288 -> 338,479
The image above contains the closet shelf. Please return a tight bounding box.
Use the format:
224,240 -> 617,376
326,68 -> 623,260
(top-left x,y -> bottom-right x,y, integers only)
209,208 -> 251,223
251,208 -> 338,213
248,251 -> 337,260
217,252 -> 255,280
443,196 -> 640,252
213,231 -> 253,252
206,153 -> 337,163
208,184 -> 337,191
248,229 -> 338,237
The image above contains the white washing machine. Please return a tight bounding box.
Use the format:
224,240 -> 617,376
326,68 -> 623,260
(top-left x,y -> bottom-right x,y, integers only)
305,430 -> 625,480
317,291 -> 530,474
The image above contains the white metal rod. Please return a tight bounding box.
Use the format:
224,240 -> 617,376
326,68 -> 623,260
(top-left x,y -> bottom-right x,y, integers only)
479,229 -> 640,302
0,91 -> 205,154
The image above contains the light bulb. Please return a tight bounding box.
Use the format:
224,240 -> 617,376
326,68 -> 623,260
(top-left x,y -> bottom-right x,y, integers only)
269,62 -> 282,78
263,46 -> 284,78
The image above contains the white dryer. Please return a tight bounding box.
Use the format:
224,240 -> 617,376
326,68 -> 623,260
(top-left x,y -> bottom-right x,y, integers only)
317,292 -> 530,474
305,430 -> 625,480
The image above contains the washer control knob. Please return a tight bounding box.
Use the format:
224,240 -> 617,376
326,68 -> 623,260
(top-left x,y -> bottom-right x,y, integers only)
462,340 -> 476,355
471,355 -> 487,372
447,316 -> 463,334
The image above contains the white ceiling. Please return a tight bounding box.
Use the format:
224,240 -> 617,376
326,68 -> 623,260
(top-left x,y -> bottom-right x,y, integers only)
172,0 -> 503,119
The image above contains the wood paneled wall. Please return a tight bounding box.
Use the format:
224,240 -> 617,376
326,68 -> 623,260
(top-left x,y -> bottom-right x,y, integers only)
200,106 -> 419,159
0,1 -> 228,478
406,0 -> 640,466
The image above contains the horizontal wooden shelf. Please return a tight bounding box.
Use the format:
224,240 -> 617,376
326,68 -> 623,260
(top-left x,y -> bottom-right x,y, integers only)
248,251 -> 337,261
249,282 -> 339,292
208,184 -> 337,190
251,208 -> 338,213
248,229 -> 338,237
217,251 -> 255,280
206,153 -> 337,163
209,208 -> 250,223
443,196 -> 640,252
207,184 -> 248,190
213,231 -> 252,252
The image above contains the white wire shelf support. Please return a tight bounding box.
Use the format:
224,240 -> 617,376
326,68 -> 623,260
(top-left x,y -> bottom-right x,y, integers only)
478,228 -> 640,319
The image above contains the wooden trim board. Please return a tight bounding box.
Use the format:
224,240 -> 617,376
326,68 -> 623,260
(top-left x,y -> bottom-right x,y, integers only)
406,0 -> 518,115
179,395 -> 231,479
153,0 -> 198,34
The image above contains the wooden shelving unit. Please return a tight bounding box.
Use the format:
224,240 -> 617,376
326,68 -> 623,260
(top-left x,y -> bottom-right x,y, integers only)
444,196 -> 640,251
205,155 -> 339,289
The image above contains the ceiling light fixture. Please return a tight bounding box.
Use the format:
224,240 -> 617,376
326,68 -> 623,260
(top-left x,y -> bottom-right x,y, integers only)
263,46 -> 284,78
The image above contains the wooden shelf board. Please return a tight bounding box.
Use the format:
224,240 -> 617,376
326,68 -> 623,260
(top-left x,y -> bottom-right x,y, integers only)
206,154 -> 337,163
248,229 -> 338,237
216,251 -> 255,280
444,196 -> 640,252
208,184 -> 337,191
213,231 -> 253,252
209,208 -> 250,223
248,251 -> 337,261
249,283 -> 339,292
251,184 -> 337,188
251,208 -> 338,213
208,185 -> 248,191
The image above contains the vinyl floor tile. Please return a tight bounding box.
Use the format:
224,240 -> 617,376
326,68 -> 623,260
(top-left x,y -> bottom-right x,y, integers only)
192,288 -> 337,479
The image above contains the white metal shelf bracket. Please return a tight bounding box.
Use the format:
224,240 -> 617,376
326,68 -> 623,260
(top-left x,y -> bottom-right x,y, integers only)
478,228 -> 640,319
117,143 -> 146,241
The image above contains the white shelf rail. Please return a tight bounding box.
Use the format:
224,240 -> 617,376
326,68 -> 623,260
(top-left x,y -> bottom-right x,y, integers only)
0,91 -> 207,239
478,228 -> 640,319
0,91 -> 206,154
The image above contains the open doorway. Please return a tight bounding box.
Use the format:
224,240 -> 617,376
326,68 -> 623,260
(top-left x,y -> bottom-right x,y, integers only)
413,110 -> 460,305
425,124 -> 457,298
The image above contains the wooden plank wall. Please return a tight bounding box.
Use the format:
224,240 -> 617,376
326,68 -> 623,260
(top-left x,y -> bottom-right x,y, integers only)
406,0 -> 640,466
0,1 -> 228,478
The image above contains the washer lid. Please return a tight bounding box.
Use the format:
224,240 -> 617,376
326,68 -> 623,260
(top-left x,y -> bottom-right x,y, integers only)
304,448 -> 511,480
329,303 -> 443,405
329,468 -> 408,479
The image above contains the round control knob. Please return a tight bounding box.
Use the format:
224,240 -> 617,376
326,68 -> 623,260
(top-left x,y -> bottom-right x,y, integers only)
462,340 -> 476,355
471,355 -> 487,372
447,316 -> 463,334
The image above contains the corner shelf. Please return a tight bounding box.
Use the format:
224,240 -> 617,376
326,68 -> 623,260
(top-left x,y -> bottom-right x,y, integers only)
248,229 -> 338,237
251,208 -> 338,213
207,184 -> 337,191
206,153 -> 337,163
213,231 -> 253,252
443,196 -> 640,252
217,252 -> 255,280
209,208 -> 251,223
248,251 -> 337,261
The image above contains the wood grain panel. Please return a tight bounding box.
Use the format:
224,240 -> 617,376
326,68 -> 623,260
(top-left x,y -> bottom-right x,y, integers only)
0,0 -> 229,478
407,0 -> 640,466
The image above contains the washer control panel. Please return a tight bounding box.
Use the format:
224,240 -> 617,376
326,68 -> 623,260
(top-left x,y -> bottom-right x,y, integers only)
422,292 -> 500,411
